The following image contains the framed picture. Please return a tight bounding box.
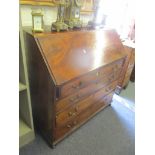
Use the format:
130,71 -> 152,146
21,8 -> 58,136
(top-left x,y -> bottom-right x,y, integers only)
81,0 -> 95,13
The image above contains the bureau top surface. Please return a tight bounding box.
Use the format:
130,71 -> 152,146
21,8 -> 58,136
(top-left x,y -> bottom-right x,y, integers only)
32,29 -> 126,85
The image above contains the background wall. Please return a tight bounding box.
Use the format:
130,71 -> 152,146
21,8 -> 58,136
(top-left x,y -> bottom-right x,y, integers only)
20,5 -> 93,27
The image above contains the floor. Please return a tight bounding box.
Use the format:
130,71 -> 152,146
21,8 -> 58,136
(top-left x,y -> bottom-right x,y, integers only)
20,82 -> 135,155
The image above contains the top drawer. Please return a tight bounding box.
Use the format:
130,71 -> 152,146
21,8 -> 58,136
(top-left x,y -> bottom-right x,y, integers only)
58,58 -> 124,99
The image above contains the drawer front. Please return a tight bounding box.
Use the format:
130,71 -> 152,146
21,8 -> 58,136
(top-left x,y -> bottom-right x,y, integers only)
56,72 -> 119,113
54,91 -> 114,141
60,59 -> 124,98
56,80 -> 118,127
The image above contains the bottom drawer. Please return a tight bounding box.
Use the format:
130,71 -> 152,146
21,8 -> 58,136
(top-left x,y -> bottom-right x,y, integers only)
54,91 -> 114,142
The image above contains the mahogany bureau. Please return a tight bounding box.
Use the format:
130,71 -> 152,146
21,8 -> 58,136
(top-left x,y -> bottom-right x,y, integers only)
24,29 -> 126,147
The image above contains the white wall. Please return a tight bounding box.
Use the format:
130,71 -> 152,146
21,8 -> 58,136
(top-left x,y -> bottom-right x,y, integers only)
20,5 -> 93,27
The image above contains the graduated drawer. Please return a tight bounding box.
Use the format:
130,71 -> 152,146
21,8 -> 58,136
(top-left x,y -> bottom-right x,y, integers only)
56,72 -> 119,114
56,80 -> 118,127
54,91 -> 114,141
59,58 -> 124,98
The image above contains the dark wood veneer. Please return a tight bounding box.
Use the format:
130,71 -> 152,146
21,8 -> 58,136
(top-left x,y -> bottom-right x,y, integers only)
24,28 -> 126,147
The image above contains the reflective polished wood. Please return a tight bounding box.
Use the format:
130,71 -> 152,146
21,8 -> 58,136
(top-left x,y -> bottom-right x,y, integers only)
24,28 -> 126,147
36,29 -> 126,85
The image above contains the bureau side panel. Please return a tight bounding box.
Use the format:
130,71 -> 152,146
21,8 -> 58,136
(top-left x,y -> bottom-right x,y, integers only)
24,32 -> 56,146
118,46 -> 135,89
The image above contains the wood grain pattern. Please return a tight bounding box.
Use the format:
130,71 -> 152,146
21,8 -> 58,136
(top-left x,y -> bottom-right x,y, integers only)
24,28 -> 125,147
36,29 -> 126,85
56,72 -> 120,113
24,32 -> 56,143
60,58 -> 124,98
56,80 -> 118,127
117,43 -> 135,89
54,91 -> 114,141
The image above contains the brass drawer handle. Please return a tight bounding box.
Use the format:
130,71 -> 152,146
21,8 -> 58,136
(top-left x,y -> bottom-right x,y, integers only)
72,81 -> 82,89
67,124 -> 72,128
69,94 -> 81,102
68,107 -> 78,117
68,112 -> 76,117
67,121 -> 77,128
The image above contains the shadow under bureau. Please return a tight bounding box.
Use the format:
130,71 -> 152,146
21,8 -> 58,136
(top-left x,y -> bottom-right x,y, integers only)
24,29 -> 126,147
